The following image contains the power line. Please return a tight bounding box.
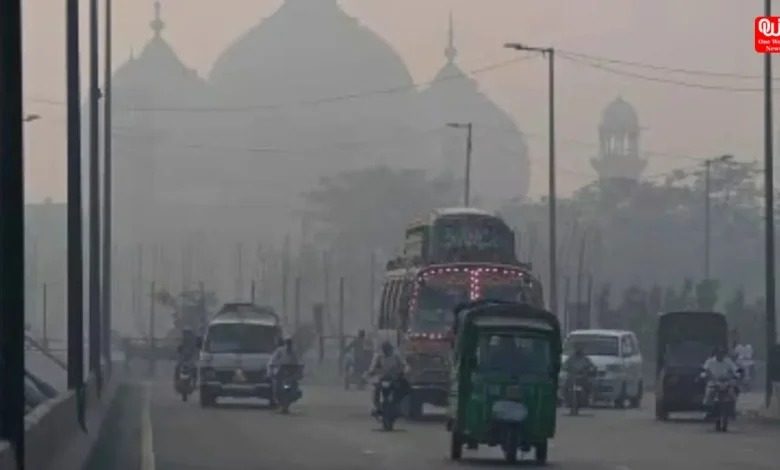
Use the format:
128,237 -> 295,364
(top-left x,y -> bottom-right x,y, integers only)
559,54 -> 777,93
26,55 -> 536,113
558,50 -> 774,81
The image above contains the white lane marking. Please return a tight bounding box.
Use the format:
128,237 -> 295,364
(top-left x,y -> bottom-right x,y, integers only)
614,466 -> 631,470
362,449 -> 374,455
141,382 -> 156,470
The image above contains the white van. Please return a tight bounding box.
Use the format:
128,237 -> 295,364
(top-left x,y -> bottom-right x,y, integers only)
197,303 -> 282,408
561,329 -> 644,408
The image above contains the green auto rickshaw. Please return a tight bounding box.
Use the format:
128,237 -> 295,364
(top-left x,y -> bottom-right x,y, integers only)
446,300 -> 561,464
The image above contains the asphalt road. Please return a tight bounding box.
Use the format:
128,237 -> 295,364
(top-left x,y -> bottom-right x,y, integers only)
144,373 -> 779,470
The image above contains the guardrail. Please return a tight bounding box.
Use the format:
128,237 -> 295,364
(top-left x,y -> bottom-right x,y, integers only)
0,363 -> 122,470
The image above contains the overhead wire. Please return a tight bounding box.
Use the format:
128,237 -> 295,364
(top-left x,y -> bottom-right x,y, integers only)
25,55 -> 537,113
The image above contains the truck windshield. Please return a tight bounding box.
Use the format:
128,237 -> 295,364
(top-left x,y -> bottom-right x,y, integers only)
204,323 -> 278,354
412,282 -> 468,332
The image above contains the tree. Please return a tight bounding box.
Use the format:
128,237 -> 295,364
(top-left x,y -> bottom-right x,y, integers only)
302,165 -> 460,257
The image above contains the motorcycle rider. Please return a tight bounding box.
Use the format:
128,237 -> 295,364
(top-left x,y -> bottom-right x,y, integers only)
563,343 -> 596,397
701,346 -> 741,417
344,329 -> 372,377
364,341 -> 409,416
267,337 -> 300,406
174,328 -> 198,384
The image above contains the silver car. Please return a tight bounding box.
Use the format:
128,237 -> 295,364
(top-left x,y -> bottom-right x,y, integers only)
560,329 -> 644,408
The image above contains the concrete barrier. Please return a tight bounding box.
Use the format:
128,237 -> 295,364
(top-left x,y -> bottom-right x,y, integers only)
0,364 -> 123,470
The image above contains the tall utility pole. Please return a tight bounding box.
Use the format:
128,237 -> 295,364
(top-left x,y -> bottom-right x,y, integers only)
88,0 -> 102,393
66,0 -> 85,403
764,0 -> 776,409
0,0 -> 27,464
703,155 -> 733,280
369,252 -> 376,328
101,0 -> 113,372
505,43 -> 557,314
446,122 -> 473,206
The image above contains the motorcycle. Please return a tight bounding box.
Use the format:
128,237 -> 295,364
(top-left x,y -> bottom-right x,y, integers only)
175,362 -> 196,402
274,364 -> 304,414
375,375 -> 404,431
563,367 -> 595,416
709,378 -> 736,432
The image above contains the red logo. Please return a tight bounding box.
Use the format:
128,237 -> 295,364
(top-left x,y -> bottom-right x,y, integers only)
756,17 -> 780,53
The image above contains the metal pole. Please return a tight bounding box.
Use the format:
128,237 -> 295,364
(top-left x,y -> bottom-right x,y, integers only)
88,0 -> 102,395
42,283 -> 48,349
369,252 -> 376,328
764,0 -> 777,409
0,0 -> 27,462
465,123 -> 472,206
338,277 -> 345,375
251,279 -> 256,303
704,160 -> 711,280
282,236 -> 290,323
294,276 -> 301,329
149,280 -> 156,377
547,49 -> 558,315
101,0 -> 113,372
66,0 -> 85,412
236,242 -> 243,300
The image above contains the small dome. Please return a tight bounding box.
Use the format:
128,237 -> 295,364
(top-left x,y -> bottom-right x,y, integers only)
420,14 -> 530,202
600,96 -> 639,132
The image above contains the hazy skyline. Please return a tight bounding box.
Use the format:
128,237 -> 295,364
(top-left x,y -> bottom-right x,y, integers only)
21,0 -> 768,202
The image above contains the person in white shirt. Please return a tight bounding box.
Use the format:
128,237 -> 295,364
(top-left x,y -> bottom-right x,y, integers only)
701,347 -> 740,411
364,341 -> 409,415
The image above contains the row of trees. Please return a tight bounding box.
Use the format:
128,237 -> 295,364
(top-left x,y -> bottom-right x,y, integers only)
299,160 -> 772,349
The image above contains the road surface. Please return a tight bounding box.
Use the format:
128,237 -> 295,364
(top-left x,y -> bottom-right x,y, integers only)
144,371 -> 778,470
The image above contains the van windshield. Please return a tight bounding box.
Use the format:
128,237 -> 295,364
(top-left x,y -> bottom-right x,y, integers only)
564,334 -> 619,356
204,323 -> 278,354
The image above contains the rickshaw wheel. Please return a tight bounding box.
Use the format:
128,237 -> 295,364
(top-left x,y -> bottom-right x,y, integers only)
449,431 -> 463,460
535,440 -> 548,465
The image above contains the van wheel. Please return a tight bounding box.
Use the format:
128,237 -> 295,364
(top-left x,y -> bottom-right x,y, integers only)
199,390 -> 216,408
629,381 -> 643,408
449,432 -> 463,460
614,383 -> 627,408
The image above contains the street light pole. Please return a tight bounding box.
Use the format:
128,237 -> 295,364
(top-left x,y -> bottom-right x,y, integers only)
102,0 -> 114,372
763,0 -> 776,409
504,43 -> 557,315
703,155 -> 733,281
88,0 -> 102,394
446,122 -> 473,206
0,0 -> 28,464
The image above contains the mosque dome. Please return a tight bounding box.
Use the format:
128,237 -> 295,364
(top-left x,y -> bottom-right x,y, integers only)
209,0 -> 414,103
420,13 -> 530,203
112,2 -> 213,112
600,96 -> 639,134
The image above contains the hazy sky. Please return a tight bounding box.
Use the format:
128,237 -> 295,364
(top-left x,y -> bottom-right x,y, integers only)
21,0 -> 768,202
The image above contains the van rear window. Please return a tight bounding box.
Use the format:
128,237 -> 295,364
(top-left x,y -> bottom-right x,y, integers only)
204,324 -> 278,354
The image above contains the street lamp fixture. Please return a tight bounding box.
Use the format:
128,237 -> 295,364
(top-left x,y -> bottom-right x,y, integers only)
504,42 -> 559,318
23,114 -> 40,123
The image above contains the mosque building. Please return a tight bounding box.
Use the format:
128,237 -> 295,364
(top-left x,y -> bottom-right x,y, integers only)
108,0 -> 531,244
